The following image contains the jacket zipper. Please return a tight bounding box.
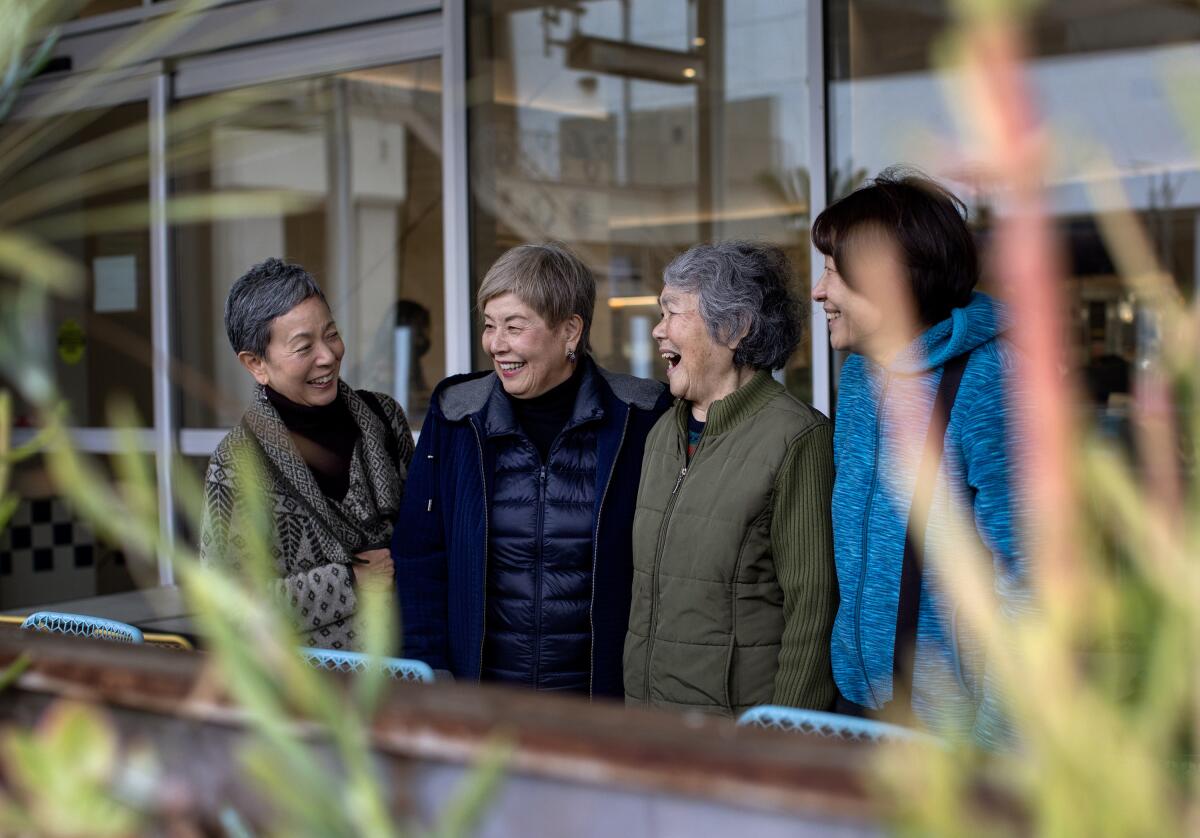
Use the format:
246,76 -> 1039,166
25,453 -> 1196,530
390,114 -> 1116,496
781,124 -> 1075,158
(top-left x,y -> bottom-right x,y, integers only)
589,410 -> 630,698
472,421 -> 490,680
643,415 -> 701,700
533,462 -> 547,686
855,374 -> 889,707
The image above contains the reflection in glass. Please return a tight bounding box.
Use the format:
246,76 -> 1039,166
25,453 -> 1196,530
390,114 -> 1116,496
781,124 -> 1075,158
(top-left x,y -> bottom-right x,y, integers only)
173,59 -> 444,429
468,0 -> 814,402
826,0 -> 1200,429
0,101 -> 153,428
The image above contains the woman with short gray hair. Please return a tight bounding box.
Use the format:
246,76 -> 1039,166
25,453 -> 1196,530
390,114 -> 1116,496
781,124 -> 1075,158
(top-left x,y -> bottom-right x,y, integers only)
200,257 -> 414,650
624,241 -> 837,716
393,242 -> 671,696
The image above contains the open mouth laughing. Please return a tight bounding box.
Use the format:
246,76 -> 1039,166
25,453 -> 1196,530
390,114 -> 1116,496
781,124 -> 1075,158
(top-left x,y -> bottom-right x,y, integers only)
497,360 -> 526,377
661,350 -> 682,373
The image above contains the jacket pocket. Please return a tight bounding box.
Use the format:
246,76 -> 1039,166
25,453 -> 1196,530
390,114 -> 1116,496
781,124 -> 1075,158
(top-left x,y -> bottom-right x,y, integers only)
723,633 -> 736,712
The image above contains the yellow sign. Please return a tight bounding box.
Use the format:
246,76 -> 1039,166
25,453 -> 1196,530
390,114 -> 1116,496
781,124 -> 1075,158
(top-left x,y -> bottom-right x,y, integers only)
57,319 -> 85,365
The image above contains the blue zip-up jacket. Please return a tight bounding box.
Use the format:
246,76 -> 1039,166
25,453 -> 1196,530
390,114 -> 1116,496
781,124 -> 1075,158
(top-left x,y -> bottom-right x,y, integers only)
392,358 -> 671,697
831,293 -> 1026,746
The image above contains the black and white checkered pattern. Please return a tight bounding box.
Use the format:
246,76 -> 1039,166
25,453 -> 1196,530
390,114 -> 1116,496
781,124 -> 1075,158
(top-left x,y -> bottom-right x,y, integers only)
0,497 -> 98,576
0,497 -> 126,610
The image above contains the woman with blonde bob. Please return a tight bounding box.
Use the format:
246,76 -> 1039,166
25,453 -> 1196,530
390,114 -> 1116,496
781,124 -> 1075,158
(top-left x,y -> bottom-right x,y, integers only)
393,242 -> 671,696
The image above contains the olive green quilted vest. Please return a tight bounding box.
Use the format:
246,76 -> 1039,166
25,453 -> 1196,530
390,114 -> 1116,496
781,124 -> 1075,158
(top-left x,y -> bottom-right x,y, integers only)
623,372 -> 825,716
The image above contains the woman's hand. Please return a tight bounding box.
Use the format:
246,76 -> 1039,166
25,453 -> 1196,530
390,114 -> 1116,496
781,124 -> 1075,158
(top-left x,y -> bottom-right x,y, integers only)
351,548 -> 394,590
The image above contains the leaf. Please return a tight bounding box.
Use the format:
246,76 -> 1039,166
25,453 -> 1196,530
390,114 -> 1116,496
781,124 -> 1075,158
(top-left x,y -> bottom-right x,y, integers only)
0,652 -> 30,692
40,701 -> 118,783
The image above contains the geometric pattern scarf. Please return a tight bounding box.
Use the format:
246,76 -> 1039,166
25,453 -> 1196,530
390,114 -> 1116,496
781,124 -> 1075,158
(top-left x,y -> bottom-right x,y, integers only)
239,380 -> 411,554
200,380 -> 414,649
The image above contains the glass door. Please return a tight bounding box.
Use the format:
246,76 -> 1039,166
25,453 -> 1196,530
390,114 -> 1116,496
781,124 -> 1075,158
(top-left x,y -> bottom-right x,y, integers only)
169,20 -> 445,514
0,72 -> 159,609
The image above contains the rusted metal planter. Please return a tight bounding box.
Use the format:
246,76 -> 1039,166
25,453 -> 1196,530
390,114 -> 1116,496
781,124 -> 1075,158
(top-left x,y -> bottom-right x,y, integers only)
0,627 -> 883,835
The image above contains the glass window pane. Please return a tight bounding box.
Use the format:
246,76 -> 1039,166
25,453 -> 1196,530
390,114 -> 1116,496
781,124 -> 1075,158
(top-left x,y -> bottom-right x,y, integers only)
173,59 -> 444,429
827,0 -> 1200,423
0,456 -> 151,612
0,101 -> 154,429
467,0 -> 815,402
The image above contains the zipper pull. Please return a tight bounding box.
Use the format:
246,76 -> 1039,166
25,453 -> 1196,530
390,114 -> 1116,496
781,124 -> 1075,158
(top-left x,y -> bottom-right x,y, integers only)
540,466 -> 547,483
671,466 -> 688,495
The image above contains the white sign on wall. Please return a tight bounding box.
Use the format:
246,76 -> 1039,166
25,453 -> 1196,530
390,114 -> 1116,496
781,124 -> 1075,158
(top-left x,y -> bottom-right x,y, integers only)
93,255 -> 138,313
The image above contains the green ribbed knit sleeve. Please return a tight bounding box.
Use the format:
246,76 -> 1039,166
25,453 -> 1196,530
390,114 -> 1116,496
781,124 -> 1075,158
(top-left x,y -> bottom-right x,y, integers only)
770,420 -> 838,710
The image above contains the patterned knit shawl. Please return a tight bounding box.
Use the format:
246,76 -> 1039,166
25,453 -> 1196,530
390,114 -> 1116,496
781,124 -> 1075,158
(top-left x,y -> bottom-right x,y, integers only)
200,380 -> 413,648
237,381 -> 407,554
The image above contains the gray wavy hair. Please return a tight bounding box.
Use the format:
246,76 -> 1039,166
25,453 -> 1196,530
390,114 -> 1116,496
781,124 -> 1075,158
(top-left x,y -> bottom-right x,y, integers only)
662,241 -> 802,371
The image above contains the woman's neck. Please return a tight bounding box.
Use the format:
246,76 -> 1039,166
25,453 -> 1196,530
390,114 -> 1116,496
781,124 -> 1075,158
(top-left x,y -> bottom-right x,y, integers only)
690,365 -> 757,422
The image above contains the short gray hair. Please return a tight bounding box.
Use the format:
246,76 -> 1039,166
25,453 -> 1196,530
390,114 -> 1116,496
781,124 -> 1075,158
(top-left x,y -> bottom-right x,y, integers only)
476,242 -> 596,355
662,241 -> 802,371
225,258 -> 329,357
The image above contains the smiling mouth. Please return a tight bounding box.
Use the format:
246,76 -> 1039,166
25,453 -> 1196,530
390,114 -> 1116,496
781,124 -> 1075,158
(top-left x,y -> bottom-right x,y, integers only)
308,373 -> 334,385
661,351 -> 681,371
826,311 -> 841,322
498,361 -> 526,372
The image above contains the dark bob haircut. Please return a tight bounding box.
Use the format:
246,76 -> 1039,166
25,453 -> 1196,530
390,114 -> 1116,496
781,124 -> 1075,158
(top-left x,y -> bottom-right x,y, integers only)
811,166 -> 978,327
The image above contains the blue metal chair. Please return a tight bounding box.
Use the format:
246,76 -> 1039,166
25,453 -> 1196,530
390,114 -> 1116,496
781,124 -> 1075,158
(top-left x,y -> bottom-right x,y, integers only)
298,647 -> 434,683
21,611 -> 144,644
737,704 -> 929,744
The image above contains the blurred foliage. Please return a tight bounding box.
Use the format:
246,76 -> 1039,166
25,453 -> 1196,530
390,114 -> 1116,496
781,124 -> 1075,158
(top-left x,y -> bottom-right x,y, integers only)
1,0 -> 1198,836
0,702 -> 150,837
871,1 -> 1200,836
0,1 -> 505,835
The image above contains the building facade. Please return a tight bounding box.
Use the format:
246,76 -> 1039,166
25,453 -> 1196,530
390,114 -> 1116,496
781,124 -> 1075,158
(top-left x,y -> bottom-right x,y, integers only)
2,0 -> 1198,609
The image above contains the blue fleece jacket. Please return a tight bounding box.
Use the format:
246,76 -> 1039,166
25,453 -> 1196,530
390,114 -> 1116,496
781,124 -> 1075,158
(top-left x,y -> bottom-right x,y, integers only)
831,292 -> 1026,746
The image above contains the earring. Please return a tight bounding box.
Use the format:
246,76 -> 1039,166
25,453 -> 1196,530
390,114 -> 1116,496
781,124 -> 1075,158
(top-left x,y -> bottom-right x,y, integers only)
566,348 -> 578,364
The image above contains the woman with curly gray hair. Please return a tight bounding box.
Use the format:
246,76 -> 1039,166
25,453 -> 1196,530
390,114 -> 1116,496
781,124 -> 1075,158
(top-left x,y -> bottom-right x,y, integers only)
623,241 -> 837,717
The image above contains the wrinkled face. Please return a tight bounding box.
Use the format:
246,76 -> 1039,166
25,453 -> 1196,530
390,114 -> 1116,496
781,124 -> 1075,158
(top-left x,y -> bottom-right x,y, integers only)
812,237 -> 912,359
482,292 -> 576,399
651,288 -> 736,406
246,296 -> 344,407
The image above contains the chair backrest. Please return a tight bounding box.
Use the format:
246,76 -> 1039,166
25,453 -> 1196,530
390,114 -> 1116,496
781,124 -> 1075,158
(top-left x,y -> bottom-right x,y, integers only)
298,647 -> 434,683
21,611 -> 144,644
736,704 -> 929,744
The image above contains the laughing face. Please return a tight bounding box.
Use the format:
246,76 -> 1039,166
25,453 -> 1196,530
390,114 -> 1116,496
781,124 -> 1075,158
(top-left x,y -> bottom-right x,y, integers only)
811,237 -> 916,361
482,292 -> 581,399
652,288 -> 737,409
240,295 -> 344,406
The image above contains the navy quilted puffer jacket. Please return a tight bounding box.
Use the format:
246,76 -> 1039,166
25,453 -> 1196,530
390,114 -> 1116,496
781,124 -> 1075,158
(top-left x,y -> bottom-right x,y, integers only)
482,390 -> 599,692
392,357 -> 671,697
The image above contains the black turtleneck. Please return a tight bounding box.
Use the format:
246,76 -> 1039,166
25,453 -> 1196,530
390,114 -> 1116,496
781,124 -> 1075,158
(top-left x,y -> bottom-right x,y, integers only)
509,363 -> 583,463
265,385 -> 360,501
